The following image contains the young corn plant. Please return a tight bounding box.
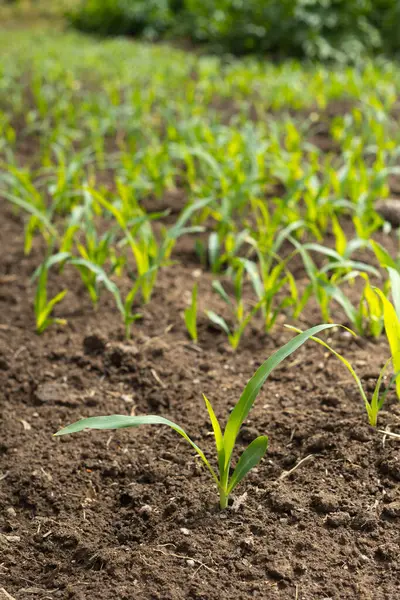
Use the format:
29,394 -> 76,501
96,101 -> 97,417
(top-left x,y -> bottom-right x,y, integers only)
70,259 -> 144,339
54,324 -> 338,509
206,263 -> 262,350
239,256 -> 298,333
353,273 -> 385,338
184,283 -> 198,343
287,326 -> 399,427
34,261 -> 67,334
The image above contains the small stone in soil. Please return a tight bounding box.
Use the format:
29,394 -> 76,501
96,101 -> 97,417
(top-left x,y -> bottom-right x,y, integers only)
180,528 -> 190,536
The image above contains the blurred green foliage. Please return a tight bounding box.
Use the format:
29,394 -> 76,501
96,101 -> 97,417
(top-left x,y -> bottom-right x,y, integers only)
68,0 -> 400,61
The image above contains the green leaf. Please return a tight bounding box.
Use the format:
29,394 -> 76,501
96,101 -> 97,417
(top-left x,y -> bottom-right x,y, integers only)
70,258 -> 125,316
2,190 -> 57,237
208,233 -> 220,271
41,290 -> 68,321
228,436 -> 268,494
370,357 -> 393,426
212,281 -> 231,305
223,324 -> 340,470
205,310 -> 231,336
203,394 -> 224,475
184,283 -> 198,342
285,324 -> 372,419
54,414 -> 219,485
370,240 -> 398,270
374,288 -> 400,399
388,267 -> 400,321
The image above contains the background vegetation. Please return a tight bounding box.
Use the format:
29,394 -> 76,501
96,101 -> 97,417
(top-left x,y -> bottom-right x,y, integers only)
68,0 -> 400,61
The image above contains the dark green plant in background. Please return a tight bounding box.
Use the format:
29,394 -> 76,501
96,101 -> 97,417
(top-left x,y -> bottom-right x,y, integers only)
68,0 -> 400,61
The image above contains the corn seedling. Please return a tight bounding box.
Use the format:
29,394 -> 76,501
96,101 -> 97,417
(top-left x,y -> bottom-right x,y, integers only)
287,325 -> 399,427
206,264 -> 262,350
55,324 -> 338,508
70,259 -> 144,339
34,261 -> 67,334
184,283 -> 198,343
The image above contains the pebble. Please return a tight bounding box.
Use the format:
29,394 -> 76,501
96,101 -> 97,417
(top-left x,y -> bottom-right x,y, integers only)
180,528 -> 190,536
6,507 -> 17,518
186,559 -> 195,567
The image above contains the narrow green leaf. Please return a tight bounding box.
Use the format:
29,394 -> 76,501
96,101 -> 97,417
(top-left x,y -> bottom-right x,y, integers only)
227,436 -> 268,494
388,267 -> 400,321
54,414 -> 219,485
223,324 -> 340,470
370,357 -> 393,425
370,240 -> 398,270
285,325 -> 371,418
374,288 -> 400,399
212,281 -> 231,305
205,310 -> 231,336
203,394 -> 224,475
2,190 -> 57,237
70,258 -> 124,316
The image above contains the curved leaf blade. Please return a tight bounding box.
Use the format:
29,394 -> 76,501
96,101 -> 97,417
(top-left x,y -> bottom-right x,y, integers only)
223,324 -> 340,469
228,436 -> 268,494
54,414 -> 219,484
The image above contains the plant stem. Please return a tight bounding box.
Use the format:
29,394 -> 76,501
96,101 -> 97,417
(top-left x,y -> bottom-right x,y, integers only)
219,488 -> 228,510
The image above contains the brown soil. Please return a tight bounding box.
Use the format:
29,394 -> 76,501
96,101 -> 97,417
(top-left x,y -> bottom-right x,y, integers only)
1,194 -> 400,600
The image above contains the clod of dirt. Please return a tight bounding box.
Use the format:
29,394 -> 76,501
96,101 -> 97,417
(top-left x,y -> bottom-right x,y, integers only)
375,543 -> 398,561
266,558 -> 293,581
238,426 -> 260,443
33,382 -> 78,407
351,513 -> 378,531
376,198 -> 400,227
349,425 -> 371,442
305,433 -> 334,452
83,333 -> 107,355
0,356 -> 9,370
104,342 -> 141,370
381,501 -> 400,519
326,511 -> 351,528
147,390 -> 169,410
378,458 -> 400,481
267,490 -> 297,514
311,492 -> 340,514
